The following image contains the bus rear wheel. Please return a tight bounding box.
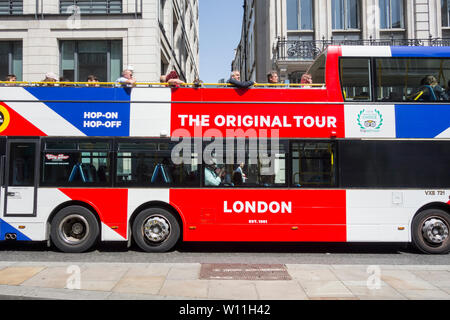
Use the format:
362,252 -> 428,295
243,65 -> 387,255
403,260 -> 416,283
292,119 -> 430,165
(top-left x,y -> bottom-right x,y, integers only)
412,208 -> 450,254
50,206 -> 99,253
132,207 -> 180,253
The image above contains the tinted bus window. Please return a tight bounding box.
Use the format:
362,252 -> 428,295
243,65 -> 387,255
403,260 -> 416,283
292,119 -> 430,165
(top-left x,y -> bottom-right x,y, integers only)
291,141 -> 336,187
340,58 -> 372,101
203,139 -> 287,188
339,140 -> 450,188
41,140 -> 111,186
42,151 -> 110,186
375,57 -> 450,102
116,141 -> 199,187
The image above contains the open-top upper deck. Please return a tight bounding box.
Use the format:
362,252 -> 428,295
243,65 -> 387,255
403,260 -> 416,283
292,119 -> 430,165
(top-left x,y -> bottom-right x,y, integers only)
0,45 -> 449,139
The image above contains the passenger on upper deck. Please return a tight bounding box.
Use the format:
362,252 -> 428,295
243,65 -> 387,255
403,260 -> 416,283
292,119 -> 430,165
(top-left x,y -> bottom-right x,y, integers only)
42,72 -> 58,86
267,71 -> 279,84
300,73 -> 313,88
227,70 -> 255,89
4,74 -> 17,86
160,70 -> 184,88
87,75 -> 100,87
116,69 -> 137,87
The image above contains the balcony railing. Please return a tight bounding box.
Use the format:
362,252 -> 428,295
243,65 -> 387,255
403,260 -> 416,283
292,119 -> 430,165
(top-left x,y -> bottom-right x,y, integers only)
0,0 -> 23,15
275,36 -> 450,61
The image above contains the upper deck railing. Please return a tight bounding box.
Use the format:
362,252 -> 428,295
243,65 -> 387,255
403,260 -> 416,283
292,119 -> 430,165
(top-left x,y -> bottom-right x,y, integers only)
0,82 -> 326,88
275,37 -> 450,61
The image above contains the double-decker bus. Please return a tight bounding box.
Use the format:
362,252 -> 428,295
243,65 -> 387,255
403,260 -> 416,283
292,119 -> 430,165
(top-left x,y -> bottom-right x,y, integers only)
0,45 -> 449,254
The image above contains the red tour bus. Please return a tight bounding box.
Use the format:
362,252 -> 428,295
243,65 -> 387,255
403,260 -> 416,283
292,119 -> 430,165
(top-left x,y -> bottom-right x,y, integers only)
0,45 -> 449,254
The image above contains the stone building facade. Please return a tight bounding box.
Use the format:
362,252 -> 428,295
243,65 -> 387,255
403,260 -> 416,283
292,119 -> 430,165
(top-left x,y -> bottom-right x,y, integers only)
0,0 -> 199,82
232,0 -> 447,83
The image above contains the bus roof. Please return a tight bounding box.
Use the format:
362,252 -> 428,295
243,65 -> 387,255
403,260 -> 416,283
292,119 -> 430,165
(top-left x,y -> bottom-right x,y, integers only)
334,45 -> 450,58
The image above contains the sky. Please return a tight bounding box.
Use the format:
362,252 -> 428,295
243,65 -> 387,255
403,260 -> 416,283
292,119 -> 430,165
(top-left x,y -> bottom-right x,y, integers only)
199,0 -> 244,83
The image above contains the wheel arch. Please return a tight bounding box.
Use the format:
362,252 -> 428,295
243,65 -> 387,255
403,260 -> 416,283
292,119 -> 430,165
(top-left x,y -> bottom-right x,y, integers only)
46,200 -> 102,240
412,202 -> 450,222
129,200 -> 185,240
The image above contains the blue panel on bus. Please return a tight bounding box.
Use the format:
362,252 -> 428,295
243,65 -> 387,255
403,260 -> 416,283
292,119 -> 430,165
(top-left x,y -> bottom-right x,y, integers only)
391,46 -> 450,58
25,87 -> 131,137
0,219 -> 32,241
395,105 -> 450,138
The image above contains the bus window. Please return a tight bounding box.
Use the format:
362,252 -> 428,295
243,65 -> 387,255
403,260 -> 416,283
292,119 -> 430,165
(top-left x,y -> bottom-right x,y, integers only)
340,58 -> 372,101
116,141 -> 199,187
203,139 -> 287,188
41,140 -> 111,186
291,142 -> 336,188
375,57 -> 450,102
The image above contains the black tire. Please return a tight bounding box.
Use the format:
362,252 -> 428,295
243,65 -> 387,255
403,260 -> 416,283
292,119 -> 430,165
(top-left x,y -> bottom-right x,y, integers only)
132,207 -> 180,253
412,208 -> 450,254
50,205 -> 99,253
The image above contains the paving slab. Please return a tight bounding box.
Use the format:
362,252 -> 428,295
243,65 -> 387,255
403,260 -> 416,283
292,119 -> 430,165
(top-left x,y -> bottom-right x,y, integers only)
381,270 -> 440,291
289,267 -> 340,282
255,281 -> 308,300
159,279 -> 209,299
299,280 -> 355,299
112,274 -> 166,296
166,264 -> 201,280
208,280 -> 258,300
396,289 -> 450,300
346,284 -> 406,300
0,267 -> 45,286
21,266 -> 75,289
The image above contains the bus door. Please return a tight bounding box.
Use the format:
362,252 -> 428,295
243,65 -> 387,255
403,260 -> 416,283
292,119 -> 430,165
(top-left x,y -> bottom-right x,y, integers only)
0,137 -> 5,216
4,139 -> 39,217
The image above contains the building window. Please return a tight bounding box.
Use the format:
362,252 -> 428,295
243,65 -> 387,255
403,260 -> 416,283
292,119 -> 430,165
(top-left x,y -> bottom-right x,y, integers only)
159,0 -> 166,24
60,40 -> 122,82
0,0 -> 23,15
443,0 -> 450,27
380,0 -> 404,29
287,0 -> 313,30
0,41 -> 22,81
60,0 -> 122,14
332,0 -> 359,30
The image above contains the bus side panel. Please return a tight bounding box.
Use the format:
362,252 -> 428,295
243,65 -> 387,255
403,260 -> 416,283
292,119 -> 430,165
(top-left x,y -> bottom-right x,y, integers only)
171,189 -> 347,242
346,190 -> 450,242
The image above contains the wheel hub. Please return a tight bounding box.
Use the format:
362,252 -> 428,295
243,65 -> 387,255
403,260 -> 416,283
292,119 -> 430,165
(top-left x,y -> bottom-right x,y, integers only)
144,217 -> 170,242
422,218 -> 449,244
72,223 -> 84,235
59,215 -> 89,244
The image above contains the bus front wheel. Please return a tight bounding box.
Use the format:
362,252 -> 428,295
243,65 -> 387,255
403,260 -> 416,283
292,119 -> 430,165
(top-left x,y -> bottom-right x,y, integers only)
50,206 -> 100,253
132,207 -> 180,253
412,208 -> 450,254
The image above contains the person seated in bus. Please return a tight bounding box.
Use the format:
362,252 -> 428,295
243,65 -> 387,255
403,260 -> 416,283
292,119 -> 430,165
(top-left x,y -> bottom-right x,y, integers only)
300,73 -> 312,88
227,70 -> 255,89
87,75 -> 100,87
267,71 -> 279,85
160,70 -> 184,88
204,165 -> 225,187
116,69 -> 136,87
232,162 -> 247,185
3,74 -> 17,86
410,75 -> 448,101
41,72 -> 58,86
59,77 -> 71,87
193,77 -> 203,88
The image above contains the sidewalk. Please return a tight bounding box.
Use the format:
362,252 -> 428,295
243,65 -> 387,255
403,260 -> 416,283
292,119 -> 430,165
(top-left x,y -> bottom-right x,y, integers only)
0,261 -> 449,300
